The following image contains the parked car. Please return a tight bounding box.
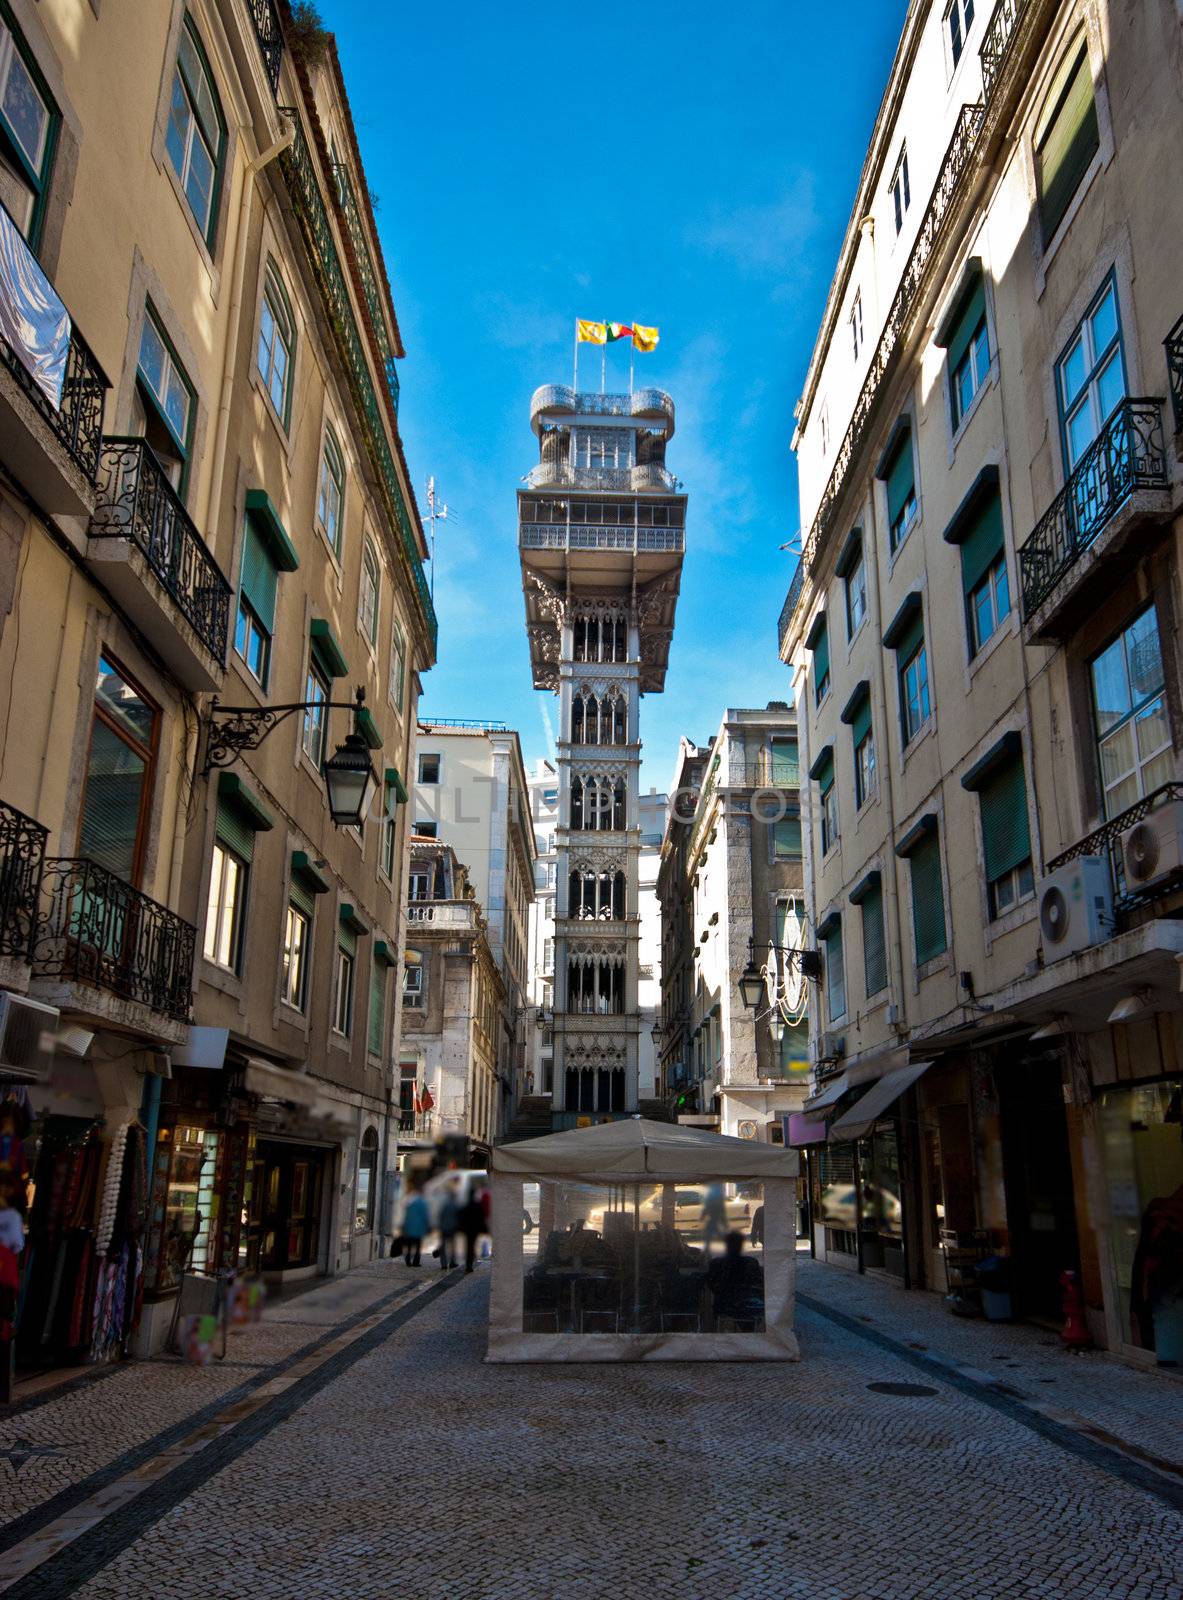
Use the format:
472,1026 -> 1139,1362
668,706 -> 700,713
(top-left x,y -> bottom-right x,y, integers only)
819,1184 -> 901,1229
587,1184 -> 757,1237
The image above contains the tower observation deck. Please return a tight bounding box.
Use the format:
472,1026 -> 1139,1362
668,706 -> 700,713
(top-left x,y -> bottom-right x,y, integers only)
519,383 -> 685,1126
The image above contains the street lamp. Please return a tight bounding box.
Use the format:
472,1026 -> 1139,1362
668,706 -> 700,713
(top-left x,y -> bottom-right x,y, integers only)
739,937 -> 821,1010
738,958 -> 765,1010
322,726 -> 380,827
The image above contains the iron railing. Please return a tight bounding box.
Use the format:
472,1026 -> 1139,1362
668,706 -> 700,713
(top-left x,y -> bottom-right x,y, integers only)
1046,782 -> 1183,911
419,716 -> 508,730
33,857 -> 196,1021
245,0 -> 284,93
520,524 -> 683,553
1165,315 -> 1183,435
783,104 -> 984,643
332,162 -> 399,413
279,114 -> 437,653
90,438 -> 232,663
777,562 -> 805,654
0,800 -> 47,965
524,462 -> 678,493
530,385 -> 675,428
979,0 -> 1027,104
0,269 -> 107,484
1018,399 -> 1169,620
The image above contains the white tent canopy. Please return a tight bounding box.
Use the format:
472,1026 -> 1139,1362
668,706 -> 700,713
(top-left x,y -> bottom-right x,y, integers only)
487,1120 -> 800,1364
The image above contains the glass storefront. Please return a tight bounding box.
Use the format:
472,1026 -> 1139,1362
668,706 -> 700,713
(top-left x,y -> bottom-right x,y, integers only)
145,1124 -> 222,1292
858,1126 -> 904,1276
1098,1080 -> 1183,1363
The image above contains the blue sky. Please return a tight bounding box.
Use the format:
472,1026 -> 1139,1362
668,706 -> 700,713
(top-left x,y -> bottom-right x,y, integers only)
324,0 -> 907,791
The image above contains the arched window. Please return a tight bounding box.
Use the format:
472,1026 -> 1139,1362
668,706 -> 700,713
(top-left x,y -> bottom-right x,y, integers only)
317,426 -> 345,555
1034,37 -> 1099,247
360,540 -> 381,647
355,1127 -> 378,1232
570,777 -> 584,830
612,779 -> 626,830
166,17 -> 225,244
258,261 -> 296,426
571,694 -> 586,744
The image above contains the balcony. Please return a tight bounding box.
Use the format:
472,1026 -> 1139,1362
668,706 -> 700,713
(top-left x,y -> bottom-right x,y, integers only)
777,562 -> 805,656
978,0 -> 1059,155
1046,784 -> 1183,929
1018,399 -> 1172,642
32,857 -> 196,1033
245,0 -> 284,94
406,899 -> 478,929
530,385 -> 675,437
0,799 -> 47,986
87,438 -> 232,689
0,206 -> 108,513
524,461 -> 678,493
520,522 -> 684,554
1166,316 -> 1183,436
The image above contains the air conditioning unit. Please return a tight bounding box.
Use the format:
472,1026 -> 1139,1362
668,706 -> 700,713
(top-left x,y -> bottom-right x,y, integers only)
1121,799 -> 1183,892
820,1032 -> 846,1061
0,992 -> 59,1081
1038,857 -> 1113,961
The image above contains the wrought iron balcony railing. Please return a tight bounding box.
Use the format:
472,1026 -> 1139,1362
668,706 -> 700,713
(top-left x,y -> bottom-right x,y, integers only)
0,800 -> 47,965
520,523 -> 683,554
979,0 -> 1028,104
1166,315 -> 1183,435
524,462 -> 678,493
90,438 -> 232,663
245,0 -> 284,93
332,162 -> 399,414
777,561 -> 805,655
0,206 -> 108,484
1017,399 -> 1169,620
279,114 -> 437,652
530,385 -> 675,429
782,104 -> 984,643
33,857 -> 196,1021
1046,782 -> 1183,913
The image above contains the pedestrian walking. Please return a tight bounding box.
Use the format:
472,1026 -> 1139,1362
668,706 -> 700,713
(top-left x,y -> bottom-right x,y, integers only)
434,1179 -> 460,1270
402,1186 -> 429,1267
701,1181 -> 727,1252
458,1184 -> 486,1272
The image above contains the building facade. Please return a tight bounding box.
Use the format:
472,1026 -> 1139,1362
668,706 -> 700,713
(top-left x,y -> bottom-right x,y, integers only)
657,708 -> 809,1141
518,383 -> 685,1128
0,0 -> 434,1372
636,789 -> 666,1100
398,838 -> 504,1164
524,757 -> 559,1097
408,720 -> 536,1140
779,0 -> 1183,1357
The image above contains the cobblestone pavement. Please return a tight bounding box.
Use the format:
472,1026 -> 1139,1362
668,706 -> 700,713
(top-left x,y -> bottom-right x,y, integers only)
1,1255 -> 1181,1600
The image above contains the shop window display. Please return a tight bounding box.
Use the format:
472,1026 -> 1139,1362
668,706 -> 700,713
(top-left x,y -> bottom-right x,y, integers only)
145,1125 -> 221,1293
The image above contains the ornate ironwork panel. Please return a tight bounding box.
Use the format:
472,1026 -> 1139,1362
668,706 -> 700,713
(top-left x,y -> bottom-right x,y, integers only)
332,161 -> 399,412
1165,315 -> 1183,435
34,857 -> 196,1021
279,114 -> 436,651
979,0 -> 1026,104
1045,782 -> 1183,914
777,561 -> 805,654
91,438 -> 232,663
1017,399 -> 1168,619
0,800 -> 47,964
245,0 -> 285,94
0,313 -> 107,485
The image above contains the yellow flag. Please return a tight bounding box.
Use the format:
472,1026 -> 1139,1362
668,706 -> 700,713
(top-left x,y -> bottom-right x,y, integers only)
632,323 -> 659,353
576,319 -> 607,345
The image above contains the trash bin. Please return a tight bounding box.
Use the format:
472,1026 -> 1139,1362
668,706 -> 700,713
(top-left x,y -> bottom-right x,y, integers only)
976,1255 -> 1013,1322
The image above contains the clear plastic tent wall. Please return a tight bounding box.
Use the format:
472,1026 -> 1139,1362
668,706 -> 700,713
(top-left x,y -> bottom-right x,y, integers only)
487,1120 -> 800,1362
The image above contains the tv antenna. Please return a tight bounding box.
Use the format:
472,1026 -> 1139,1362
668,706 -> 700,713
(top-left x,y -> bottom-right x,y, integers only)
422,477 -> 458,600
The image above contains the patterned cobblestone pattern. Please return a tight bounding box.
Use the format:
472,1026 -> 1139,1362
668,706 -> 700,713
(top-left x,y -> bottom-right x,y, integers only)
0,1255 -> 1174,1600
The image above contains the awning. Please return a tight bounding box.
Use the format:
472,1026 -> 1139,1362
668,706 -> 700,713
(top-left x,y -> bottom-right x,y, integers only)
828,1061 -> 932,1141
242,1057 -> 318,1108
802,1072 -> 849,1113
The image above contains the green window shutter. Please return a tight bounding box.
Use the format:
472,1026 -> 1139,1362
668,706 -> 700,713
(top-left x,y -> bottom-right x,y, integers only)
239,520 -> 278,631
215,798 -> 254,863
945,276 -> 987,374
892,610 -> 925,666
289,876 -> 316,918
958,488 -> 1005,596
851,695 -> 872,747
368,965 -> 386,1055
861,883 -> 887,996
813,623 -> 830,692
885,431 -> 915,528
812,751 -> 834,792
338,921 -> 358,959
979,753 -> 1032,881
910,831 -> 947,965
770,738 -> 799,785
824,926 -> 846,1021
779,1020 -> 810,1076
1037,44 -> 1099,244
773,816 -> 801,857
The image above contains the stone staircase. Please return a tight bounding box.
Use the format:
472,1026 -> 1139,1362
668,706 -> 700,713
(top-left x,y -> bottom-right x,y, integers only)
503,1093 -> 554,1142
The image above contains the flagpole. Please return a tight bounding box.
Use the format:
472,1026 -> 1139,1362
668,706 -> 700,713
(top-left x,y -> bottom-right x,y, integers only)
573,319 -> 579,392
601,345 -> 606,394
629,340 -> 635,396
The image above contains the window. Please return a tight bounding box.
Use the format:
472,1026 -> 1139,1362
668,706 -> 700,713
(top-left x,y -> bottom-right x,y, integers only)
822,920 -> 846,1023
356,1128 -> 378,1229
890,146 -> 910,235
418,753 -> 440,785
333,945 -> 355,1034
317,427 -> 345,556
858,881 -> 888,997
809,614 -> 830,705
882,427 -> 917,550
907,827 -> 947,966
1035,39 -> 1099,247
165,18 -> 224,243
203,840 -> 245,970
368,966 -> 387,1056
946,0 -> 975,67
359,541 -> 380,647
852,690 -> 877,807
389,621 -> 406,712
773,815 -> 802,859
381,778 -> 398,878
973,750 -> 1034,920
850,292 -> 863,361
941,275 -> 990,432
235,519 -> 278,687
414,820 -> 437,839
822,780 -> 839,854
820,403 -> 830,456
403,964 -> 423,1008
282,902 -> 311,1009
769,737 -> 799,788
1091,607 -> 1170,817
845,551 -> 867,637
0,12 -> 58,245
408,868 -> 431,901
901,642 -> 931,743
1056,274 -> 1125,472
257,262 -> 295,426
133,309 -> 195,493
78,656 -> 159,884
969,555 -> 1010,655
301,659 -> 329,769
951,483 -> 1009,657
